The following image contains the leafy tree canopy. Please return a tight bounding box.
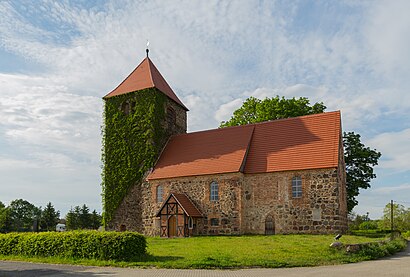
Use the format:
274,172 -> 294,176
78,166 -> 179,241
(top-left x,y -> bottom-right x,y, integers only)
220,96 -> 326,127
379,202 -> 410,231
343,132 -> 381,211
8,199 -> 41,232
220,96 -> 381,212
0,206 -> 12,233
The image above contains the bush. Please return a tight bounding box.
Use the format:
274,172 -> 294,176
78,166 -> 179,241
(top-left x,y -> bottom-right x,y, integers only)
403,231 -> 410,240
0,231 -> 146,261
358,221 -> 378,230
354,237 -> 407,259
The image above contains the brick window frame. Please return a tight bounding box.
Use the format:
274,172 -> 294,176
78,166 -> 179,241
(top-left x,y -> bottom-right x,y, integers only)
292,176 -> 302,198
156,185 -> 164,203
210,181 -> 219,201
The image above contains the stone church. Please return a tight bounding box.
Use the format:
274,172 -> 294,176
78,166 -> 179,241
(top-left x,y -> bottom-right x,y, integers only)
102,53 -> 348,237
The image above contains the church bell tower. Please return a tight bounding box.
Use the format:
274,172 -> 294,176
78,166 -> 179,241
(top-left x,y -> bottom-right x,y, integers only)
101,50 -> 188,230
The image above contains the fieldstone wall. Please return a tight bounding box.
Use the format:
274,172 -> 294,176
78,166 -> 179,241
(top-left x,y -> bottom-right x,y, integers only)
242,167 -> 348,235
108,182 -> 143,232
145,173 -> 243,236
163,98 -> 187,136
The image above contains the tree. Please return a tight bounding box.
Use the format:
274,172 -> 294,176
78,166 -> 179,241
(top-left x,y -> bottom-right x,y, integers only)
343,132 -> 381,211
8,199 -> 41,232
220,96 -> 326,127
40,202 -> 60,231
220,96 -> 381,212
379,203 -> 410,231
66,206 -> 81,230
0,202 -> 12,233
90,210 -> 102,229
66,205 -> 101,230
79,204 -> 91,229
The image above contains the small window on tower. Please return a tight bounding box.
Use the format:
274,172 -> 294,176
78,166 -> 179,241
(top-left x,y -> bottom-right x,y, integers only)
121,101 -> 131,115
166,107 -> 176,126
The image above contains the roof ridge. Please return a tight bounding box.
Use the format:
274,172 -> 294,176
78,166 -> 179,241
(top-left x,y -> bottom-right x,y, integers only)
146,57 -> 155,87
170,110 -> 341,138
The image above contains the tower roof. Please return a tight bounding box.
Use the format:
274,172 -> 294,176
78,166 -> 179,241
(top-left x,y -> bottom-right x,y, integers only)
103,57 -> 188,111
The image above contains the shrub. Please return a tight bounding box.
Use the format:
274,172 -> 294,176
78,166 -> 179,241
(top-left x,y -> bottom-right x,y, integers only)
403,231 -> 410,240
354,237 -> 407,259
0,231 -> 146,261
358,221 -> 378,230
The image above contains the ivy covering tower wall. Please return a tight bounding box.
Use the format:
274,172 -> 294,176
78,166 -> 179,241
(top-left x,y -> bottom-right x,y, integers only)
101,88 -> 168,226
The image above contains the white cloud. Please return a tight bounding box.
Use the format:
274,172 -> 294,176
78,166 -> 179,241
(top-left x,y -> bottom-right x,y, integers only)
364,0 -> 410,82
367,128 -> 410,172
372,184 -> 410,194
214,98 -> 243,123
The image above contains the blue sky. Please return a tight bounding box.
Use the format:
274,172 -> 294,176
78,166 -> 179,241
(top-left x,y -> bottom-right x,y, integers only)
0,0 -> 409,219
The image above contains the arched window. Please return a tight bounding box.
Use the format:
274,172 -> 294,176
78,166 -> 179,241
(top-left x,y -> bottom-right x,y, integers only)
210,181 -> 219,201
292,176 -> 302,198
157,185 -> 164,203
166,107 -> 176,126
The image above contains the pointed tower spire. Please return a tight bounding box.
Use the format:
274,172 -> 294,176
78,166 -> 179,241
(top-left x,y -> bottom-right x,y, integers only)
103,51 -> 188,111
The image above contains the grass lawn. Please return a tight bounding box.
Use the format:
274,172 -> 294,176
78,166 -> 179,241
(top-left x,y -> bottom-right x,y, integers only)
1,234 -> 392,269
139,235 -> 382,268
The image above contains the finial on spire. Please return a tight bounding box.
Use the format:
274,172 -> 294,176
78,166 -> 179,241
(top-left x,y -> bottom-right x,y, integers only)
146,40 -> 150,57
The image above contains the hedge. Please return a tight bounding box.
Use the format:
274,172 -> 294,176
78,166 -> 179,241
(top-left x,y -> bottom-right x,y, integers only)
0,231 -> 146,261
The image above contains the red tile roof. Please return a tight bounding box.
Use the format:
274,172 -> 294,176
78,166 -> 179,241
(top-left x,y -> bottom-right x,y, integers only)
156,193 -> 203,217
148,125 -> 255,180
104,57 -> 188,110
148,111 -> 341,180
244,111 -> 340,173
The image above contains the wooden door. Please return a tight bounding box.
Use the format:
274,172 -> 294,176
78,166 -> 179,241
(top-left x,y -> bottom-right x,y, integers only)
168,215 -> 177,237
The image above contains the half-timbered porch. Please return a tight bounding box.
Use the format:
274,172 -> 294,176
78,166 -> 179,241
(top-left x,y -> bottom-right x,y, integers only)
156,193 -> 202,238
